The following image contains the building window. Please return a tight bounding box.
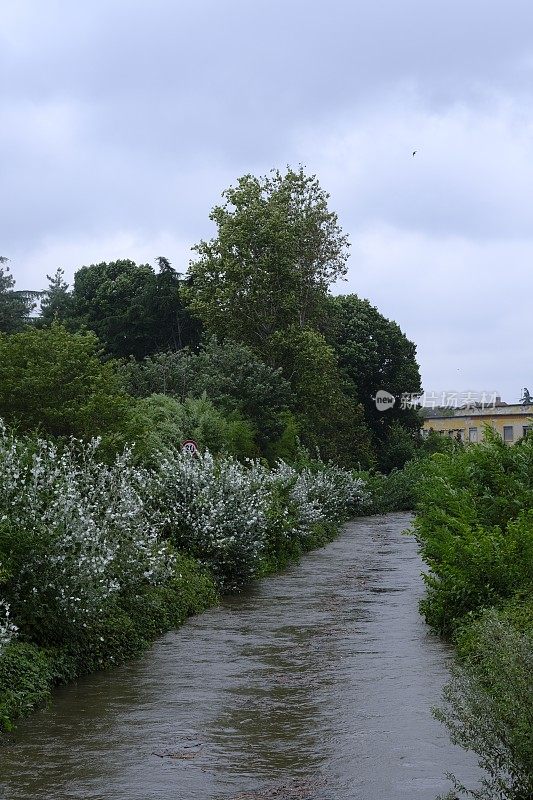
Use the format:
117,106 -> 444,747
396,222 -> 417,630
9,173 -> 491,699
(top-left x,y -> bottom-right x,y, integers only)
523,426 -> 531,437
503,425 -> 514,443
469,427 -> 478,443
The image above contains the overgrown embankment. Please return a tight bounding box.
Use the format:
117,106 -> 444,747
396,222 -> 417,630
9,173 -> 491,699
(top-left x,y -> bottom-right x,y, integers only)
0,424 -> 367,731
413,431 -> 533,800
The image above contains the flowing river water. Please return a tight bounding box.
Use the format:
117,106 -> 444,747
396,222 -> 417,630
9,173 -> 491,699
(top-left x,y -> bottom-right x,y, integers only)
0,513 -> 479,800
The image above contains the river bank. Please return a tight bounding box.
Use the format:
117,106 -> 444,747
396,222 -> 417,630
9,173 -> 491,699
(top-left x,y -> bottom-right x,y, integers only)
0,513 -> 478,800
0,432 -> 369,732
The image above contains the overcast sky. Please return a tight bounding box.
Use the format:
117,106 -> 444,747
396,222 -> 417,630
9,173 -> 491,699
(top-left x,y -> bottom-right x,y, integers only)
2,0 -> 532,402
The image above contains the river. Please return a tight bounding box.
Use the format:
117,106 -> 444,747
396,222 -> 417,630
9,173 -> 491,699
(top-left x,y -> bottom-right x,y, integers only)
0,513 -> 478,800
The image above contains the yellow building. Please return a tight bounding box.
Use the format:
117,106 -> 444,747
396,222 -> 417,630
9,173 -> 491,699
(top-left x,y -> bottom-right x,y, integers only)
422,403 -> 533,443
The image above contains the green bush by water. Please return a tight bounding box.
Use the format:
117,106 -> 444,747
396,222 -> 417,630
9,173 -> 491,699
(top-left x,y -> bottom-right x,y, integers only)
412,431 -> 533,799
414,431 -> 533,636
0,555 -> 217,731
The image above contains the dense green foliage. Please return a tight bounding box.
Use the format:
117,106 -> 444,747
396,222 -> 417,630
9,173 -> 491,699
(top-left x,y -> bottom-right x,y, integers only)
22,167 -> 422,469
0,323 -> 133,443
186,167 -> 349,348
267,325 -> 375,467
436,610 -> 533,800
37,268 -> 74,324
414,431 -> 533,635
129,394 -> 257,463
120,337 -> 296,458
40,258 -> 200,358
324,294 -> 422,469
182,167 -> 421,467
413,431 -> 533,799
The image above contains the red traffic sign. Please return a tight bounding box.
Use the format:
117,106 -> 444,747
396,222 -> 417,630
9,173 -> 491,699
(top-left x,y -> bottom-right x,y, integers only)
181,439 -> 199,456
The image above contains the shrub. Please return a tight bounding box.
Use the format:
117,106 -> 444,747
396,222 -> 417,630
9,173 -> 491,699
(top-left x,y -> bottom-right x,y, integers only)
288,462 -> 368,524
120,337 -> 294,455
0,642 -> 54,730
49,555 -> 219,680
128,393 -> 257,462
0,425 -> 173,644
413,434 -> 533,635
358,457 -> 427,514
149,451 -> 368,591
378,420 -> 419,472
0,601 -> 17,656
0,556 -> 218,730
419,510 -> 533,635
151,451 -> 269,591
0,323 -> 133,446
435,609 -> 533,800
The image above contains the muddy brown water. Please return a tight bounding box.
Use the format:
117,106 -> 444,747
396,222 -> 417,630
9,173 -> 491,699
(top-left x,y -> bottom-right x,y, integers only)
0,513 -> 479,799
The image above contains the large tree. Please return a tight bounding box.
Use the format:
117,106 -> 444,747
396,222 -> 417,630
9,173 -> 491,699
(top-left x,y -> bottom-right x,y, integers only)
324,294 -> 422,463
57,258 -> 201,359
268,325 -> 375,468
186,167 -> 349,352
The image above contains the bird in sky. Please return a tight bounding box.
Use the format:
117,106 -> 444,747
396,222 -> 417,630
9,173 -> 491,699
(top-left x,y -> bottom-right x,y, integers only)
412,150 -> 418,157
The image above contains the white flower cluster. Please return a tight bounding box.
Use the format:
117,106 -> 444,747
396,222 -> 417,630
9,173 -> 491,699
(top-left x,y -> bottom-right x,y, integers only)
0,600 -> 17,654
149,451 -> 368,590
267,460 -> 368,540
151,452 -> 269,590
293,464 -> 369,523
0,420 -> 368,634
0,424 -> 173,632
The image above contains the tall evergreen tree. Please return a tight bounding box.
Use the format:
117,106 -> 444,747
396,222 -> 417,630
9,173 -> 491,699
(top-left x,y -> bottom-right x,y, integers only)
39,268 -> 73,325
0,258 -> 34,333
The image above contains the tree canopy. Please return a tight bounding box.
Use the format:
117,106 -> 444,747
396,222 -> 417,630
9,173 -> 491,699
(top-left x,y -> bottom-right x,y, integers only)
268,326 -> 375,467
38,268 -> 74,325
324,294 -> 422,441
3,166 -> 423,469
71,259 -> 200,358
186,167 -> 349,352
120,336 -> 295,454
37,259 -> 201,359
0,323 -> 133,442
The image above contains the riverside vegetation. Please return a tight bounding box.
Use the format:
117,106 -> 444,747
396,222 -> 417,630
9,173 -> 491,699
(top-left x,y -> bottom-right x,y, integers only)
0,424 -> 367,729
0,168 -> 531,800
0,167 -> 422,731
413,431 -> 533,800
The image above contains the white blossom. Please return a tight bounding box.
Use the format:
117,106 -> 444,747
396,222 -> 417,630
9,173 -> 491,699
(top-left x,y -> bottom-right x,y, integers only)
0,600 -> 17,654
0,419 -> 369,629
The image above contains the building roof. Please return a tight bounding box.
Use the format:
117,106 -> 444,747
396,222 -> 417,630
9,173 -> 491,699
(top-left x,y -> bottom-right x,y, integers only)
424,403 -> 533,421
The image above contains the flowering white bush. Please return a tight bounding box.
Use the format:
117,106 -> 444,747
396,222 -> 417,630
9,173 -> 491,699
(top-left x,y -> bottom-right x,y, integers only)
149,451 -> 368,590
0,424 -> 173,639
0,420 -> 368,635
267,460 -> 368,539
150,451 -> 270,590
0,600 -> 17,655
294,464 -> 369,523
